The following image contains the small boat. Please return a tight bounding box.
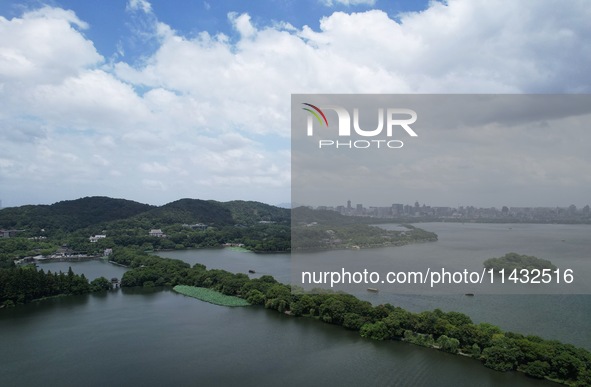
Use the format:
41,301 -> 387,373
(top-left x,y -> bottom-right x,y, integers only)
465,293 -> 474,297
248,269 -> 256,274
367,288 -> 379,293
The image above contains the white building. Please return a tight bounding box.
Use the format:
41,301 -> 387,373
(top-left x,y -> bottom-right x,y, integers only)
89,234 -> 107,243
149,229 -> 166,238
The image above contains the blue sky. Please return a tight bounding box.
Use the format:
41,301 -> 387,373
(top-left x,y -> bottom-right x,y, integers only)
0,0 -> 429,65
1,0 -> 590,208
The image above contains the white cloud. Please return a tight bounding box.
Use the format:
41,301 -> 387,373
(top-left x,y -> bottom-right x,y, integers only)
92,154 -> 110,167
32,70 -> 150,131
228,12 -> 256,38
108,0 -> 591,157
0,7 -> 101,84
139,162 -> 170,174
320,0 -> 376,6
127,0 -> 153,14
142,179 -> 167,191
1,0 -> 591,206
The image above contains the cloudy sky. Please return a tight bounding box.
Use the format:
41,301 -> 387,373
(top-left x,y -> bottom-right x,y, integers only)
1,0 -> 590,208
292,94 -> 591,208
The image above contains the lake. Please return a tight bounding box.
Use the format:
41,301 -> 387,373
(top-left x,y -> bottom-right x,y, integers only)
158,223 -> 591,350
0,289 -> 558,387
1,222 -> 589,386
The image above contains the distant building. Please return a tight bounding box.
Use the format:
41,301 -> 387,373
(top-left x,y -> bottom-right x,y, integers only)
222,243 -> 245,247
182,223 -> 208,231
0,229 -> 22,238
89,234 -> 107,243
149,229 -> 166,238
104,248 -> 113,256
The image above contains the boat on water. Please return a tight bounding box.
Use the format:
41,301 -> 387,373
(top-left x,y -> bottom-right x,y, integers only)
367,288 -> 379,293
465,293 -> 474,297
248,269 -> 256,274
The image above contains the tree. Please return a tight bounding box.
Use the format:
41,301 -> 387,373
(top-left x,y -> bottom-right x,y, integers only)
90,277 -> 112,292
382,307 -> 413,338
522,360 -> 550,379
319,297 -> 347,325
360,322 -> 389,340
342,313 -> 369,331
480,338 -> 521,372
246,289 -> 265,305
550,351 -> 584,381
437,335 -> 460,353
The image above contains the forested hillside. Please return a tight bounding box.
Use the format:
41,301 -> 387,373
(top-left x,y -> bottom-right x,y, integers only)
131,198 -> 235,226
0,197 -> 292,262
0,196 -> 154,233
0,197 -> 290,234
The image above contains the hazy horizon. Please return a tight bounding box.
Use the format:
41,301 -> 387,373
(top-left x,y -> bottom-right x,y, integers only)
1,195 -> 588,211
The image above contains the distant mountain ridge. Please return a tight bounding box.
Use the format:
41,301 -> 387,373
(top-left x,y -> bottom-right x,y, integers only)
0,196 -> 290,233
135,198 -> 235,226
0,196 -> 154,232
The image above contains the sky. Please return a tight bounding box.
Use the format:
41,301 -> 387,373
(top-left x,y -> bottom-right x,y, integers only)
292,94 -> 591,208
0,0 -> 590,208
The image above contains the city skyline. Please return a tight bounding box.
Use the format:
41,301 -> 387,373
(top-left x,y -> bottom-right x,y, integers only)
312,200 -> 590,211
307,200 -> 591,223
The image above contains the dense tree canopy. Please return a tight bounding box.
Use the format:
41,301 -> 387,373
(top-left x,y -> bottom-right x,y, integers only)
0,266 -> 110,306
484,252 -> 557,272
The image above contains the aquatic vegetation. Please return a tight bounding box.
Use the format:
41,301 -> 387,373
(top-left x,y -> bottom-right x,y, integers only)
173,285 -> 250,307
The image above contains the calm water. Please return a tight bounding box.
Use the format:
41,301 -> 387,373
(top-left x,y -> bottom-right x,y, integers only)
159,223 -> 591,350
0,289 -> 557,387
293,222 -> 591,294
1,223 -> 589,386
37,259 -> 129,281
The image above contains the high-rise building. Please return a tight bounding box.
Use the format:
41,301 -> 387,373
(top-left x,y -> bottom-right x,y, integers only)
391,203 -> 404,215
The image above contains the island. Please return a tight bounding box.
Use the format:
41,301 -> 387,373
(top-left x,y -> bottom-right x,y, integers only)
484,252 -> 557,273
291,207 -> 438,251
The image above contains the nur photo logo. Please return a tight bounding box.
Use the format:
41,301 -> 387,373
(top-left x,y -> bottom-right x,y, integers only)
302,102 -> 418,149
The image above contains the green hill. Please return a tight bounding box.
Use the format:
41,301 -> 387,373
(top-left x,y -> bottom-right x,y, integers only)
134,198 -> 235,226
0,196 -> 154,233
0,197 -> 290,233
220,200 -> 290,225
